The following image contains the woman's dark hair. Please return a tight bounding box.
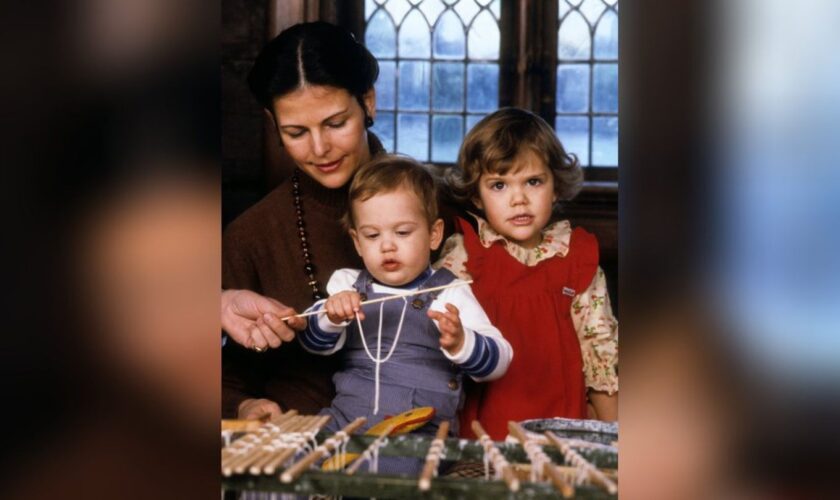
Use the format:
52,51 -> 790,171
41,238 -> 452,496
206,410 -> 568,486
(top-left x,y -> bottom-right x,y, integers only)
247,22 -> 379,121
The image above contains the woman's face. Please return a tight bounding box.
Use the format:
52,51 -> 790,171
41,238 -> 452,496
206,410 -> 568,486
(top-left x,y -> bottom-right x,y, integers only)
272,85 -> 375,189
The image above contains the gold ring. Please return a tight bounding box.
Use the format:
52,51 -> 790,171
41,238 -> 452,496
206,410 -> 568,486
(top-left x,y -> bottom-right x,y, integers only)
252,345 -> 266,353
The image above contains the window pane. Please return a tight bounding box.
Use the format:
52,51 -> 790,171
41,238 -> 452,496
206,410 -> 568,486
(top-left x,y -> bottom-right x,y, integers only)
454,0 -> 480,26
419,0 -> 447,25
592,116 -> 618,166
433,63 -> 464,111
467,63 -> 498,112
433,10 -> 465,59
384,0 -> 412,25
432,115 -> 464,163
398,10 -> 431,58
558,11 -> 591,60
468,10 -> 500,60
375,61 -> 396,110
594,10 -> 618,59
397,113 -> 429,161
371,111 -> 395,152
466,113 -> 485,133
399,61 -> 430,110
556,64 -> 590,113
555,116 -> 590,166
366,9 -> 396,58
579,0 -> 606,25
593,63 -> 618,113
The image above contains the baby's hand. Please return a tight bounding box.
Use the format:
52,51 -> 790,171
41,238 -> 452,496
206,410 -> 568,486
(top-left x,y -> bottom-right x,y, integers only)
428,303 -> 465,355
324,291 -> 365,324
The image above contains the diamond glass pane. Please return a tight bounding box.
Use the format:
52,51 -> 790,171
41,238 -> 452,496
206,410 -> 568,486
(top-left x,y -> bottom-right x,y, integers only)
594,10 -> 618,59
592,116 -> 618,166
398,61 -> 430,110
385,0 -> 412,24
556,64 -> 590,113
366,9 -> 397,58
468,10 -> 500,59
490,0 -> 500,19
558,11 -> 592,60
432,115 -> 464,162
593,63 -> 618,113
555,116 -> 590,166
371,112 -> 395,152
454,0 -> 480,25
433,63 -> 464,111
466,64 -> 498,112
366,0 -> 377,20
375,61 -> 396,110
399,10 -> 431,57
579,0 -> 606,24
419,0 -> 446,25
433,10 -> 465,59
397,113 -> 429,160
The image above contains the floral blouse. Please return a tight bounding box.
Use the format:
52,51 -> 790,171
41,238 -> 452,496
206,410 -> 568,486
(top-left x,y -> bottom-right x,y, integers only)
434,215 -> 619,395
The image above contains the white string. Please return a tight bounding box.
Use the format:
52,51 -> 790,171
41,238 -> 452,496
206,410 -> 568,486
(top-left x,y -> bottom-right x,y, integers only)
354,296 -> 409,415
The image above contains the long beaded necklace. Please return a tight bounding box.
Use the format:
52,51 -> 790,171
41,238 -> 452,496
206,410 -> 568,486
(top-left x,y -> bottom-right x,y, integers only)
291,170 -> 324,301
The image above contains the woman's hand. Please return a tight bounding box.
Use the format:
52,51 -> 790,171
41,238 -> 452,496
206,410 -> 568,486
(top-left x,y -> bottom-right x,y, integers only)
428,303 -> 465,355
237,398 -> 283,420
221,289 -> 307,351
324,291 -> 365,324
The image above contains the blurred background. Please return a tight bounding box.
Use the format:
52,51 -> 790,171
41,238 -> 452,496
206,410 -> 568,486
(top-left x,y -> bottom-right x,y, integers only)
0,0 -> 837,498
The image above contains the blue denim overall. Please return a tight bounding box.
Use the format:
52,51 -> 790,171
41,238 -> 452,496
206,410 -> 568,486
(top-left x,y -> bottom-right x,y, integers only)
319,268 -> 464,474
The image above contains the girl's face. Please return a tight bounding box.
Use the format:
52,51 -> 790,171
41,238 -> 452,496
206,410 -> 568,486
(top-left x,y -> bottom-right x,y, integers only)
272,85 -> 376,189
474,149 -> 557,249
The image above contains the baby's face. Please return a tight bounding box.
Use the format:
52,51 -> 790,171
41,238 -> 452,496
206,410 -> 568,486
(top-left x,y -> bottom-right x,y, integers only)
474,149 -> 557,249
350,188 -> 443,286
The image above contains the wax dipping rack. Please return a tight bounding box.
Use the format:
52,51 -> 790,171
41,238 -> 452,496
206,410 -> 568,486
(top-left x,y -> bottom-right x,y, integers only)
221,411 -> 618,499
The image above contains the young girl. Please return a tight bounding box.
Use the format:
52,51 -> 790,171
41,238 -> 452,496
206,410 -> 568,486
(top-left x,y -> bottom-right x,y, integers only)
437,107 -> 618,440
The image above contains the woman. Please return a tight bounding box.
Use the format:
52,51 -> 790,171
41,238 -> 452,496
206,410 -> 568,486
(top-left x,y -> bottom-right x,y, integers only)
221,22 -> 384,419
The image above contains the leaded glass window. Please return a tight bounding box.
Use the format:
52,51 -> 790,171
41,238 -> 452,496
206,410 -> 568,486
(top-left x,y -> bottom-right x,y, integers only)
365,0 -> 501,162
556,0 -> 618,167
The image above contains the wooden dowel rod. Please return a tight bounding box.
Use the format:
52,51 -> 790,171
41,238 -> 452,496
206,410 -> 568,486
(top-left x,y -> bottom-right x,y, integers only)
472,421 -> 519,492
280,417 -> 367,483
263,415 -> 332,475
280,280 -> 473,321
507,421 -> 574,498
418,421 -> 449,491
345,423 -> 397,475
545,431 -> 617,495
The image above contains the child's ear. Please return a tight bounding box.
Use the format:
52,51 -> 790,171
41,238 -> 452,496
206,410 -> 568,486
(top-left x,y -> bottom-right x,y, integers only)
429,218 -> 445,251
349,228 -> 363,256
472,196 -> 484,211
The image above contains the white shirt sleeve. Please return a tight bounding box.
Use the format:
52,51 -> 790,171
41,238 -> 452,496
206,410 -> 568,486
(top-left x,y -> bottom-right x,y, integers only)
429,282 -> 513,382
298,268 -> 362,355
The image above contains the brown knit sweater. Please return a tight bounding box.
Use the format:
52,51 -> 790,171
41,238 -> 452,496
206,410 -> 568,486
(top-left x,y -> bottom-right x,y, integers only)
222,135 -> 463,418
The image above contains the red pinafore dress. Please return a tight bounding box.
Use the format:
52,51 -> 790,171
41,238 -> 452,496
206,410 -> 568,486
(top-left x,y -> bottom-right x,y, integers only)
456,217 -> 599,440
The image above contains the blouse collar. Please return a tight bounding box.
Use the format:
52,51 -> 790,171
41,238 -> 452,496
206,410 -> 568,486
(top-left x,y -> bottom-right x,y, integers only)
471,213 -> 572,266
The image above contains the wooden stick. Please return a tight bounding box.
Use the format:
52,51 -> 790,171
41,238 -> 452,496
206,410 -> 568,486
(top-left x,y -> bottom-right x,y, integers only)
418,421 -> 450,491
263,415 -> 332,475
545,431 -> 617,495
345,422 -> 397,475
280,417 -> 367,483
280,280 -> 474,321
508,421 -> 574,498
472,421 -> 519,492
247,415 -> 319,475
222,412 -> 301,475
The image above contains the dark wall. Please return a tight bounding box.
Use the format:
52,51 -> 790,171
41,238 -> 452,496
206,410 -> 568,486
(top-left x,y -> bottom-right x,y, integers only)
222,0 -> 267,227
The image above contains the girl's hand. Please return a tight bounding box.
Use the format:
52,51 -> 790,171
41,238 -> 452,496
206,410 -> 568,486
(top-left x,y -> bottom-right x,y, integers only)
428,303 -> 465,355
324,291 -> 365,324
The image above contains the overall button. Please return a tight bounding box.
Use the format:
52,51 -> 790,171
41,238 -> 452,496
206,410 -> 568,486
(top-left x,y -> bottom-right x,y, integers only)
447,379 -> 459,391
